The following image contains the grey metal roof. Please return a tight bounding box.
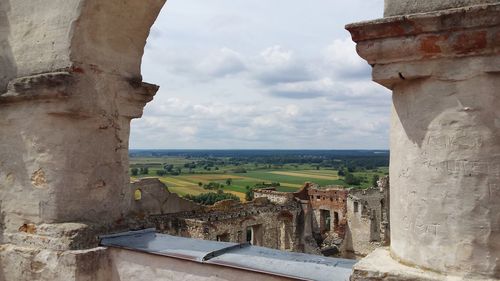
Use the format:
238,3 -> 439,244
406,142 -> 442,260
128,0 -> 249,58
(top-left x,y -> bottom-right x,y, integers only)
100,229 -> 355,281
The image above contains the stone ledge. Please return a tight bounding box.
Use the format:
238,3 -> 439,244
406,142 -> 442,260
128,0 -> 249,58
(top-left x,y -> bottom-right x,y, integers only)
347,3 -> 500,42
0,72 -> 75,104
3,223 -> 100,251
350,248 -> 500,281
0,244 -> 111,281
346,3 -> 500,65
384,0 -> 500,17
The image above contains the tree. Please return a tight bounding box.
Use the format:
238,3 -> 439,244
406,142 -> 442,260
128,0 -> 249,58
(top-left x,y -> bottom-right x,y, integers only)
131,168 -> 139,176
140,167 -> 149,175
164,164 -> 174,172
338,169 -> 346,177
372,174 -> 380,187
226,178 -> 233,186
345,173 -> 361,185
203,182 -> 223,190
156,170 -> 167,176
232,167 -> 247,173
198,182 -> 203,187
245,188 -> 254,201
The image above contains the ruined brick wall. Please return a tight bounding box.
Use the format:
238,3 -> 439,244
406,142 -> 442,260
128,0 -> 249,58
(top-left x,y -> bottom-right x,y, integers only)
307,186 -> 348,239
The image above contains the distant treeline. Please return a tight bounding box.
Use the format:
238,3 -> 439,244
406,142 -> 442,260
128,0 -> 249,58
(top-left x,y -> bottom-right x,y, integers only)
130,149 -> 389,170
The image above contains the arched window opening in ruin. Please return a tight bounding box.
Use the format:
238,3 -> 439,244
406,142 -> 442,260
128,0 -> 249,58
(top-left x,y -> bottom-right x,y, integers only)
216,232 -> 230,242
134,189 -> 142,201
354,201 -> 359,213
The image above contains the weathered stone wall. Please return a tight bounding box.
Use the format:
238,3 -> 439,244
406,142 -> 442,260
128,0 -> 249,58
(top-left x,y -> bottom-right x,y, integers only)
0,1 -> 167,280
384,0 -> 500,16
251,183 -> 392,258
343,184 -> 389,257
0,0 -> 166,236
130,178 -> 200,217
253,188 -> 296,204
0,245 -> 112,281
148,199 -> 303,252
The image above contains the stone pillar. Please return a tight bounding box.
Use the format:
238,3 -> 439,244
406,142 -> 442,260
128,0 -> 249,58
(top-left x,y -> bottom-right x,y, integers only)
347,1 -> 500,280
1,0 -> 165,233
0,1 -> 165,280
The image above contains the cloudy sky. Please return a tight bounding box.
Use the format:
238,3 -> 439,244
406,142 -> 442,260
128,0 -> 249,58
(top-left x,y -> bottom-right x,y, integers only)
130,0 -> 391,149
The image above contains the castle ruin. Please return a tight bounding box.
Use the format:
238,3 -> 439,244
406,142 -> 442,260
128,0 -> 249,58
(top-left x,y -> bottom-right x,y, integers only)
0,0 -> 499,280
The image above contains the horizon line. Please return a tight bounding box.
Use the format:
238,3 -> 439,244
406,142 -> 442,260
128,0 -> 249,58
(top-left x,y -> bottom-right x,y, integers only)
129,148 -> 390,151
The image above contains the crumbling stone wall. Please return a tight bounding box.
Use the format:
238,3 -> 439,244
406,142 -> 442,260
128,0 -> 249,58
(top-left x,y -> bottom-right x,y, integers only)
253,182 -> 391,258
146,198 -> 303,252
253,188 -> 296,204
343,180 -> 389,257
130,178 -> 200,218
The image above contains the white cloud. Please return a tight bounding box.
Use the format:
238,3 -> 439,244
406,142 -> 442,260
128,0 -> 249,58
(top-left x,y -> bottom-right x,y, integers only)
251,46 -> 313,85
323,38 -> 371,79
133,0 -> 390,149
196,47 -> 246,77
269,78 -> 334,99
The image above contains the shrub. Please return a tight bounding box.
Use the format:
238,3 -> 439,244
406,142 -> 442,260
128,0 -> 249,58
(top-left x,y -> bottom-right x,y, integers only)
184,192 -> 240,205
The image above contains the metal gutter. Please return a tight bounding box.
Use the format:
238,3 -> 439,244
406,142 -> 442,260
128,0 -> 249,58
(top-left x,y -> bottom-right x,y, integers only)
100,229 -> 355,281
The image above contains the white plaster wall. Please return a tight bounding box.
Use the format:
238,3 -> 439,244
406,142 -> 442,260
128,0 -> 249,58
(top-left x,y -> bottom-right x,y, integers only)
108,248 -> 292,281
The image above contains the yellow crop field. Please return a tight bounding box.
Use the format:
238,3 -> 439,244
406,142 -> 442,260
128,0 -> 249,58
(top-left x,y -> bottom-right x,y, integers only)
181,174 -> 245,182
159,177 -> 194,187
279,182 -> 303,188
298,169 -> 339,176
269,171 -> 339,180
167,185 -> 205,197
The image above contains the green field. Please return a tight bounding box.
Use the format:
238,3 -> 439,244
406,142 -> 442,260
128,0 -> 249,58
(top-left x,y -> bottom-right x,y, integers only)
132,161 -> 387,201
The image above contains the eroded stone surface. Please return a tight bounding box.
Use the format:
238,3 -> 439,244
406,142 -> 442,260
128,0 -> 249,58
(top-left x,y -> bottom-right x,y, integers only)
348,2 -> 500,280
344,183 -> 390,257
351,248 -> 499,281
384,0 -> 500,16
0,0 -> 166,237
0,1 -> 168,279
0,244 -> 112,281
130,178 -> 201,217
